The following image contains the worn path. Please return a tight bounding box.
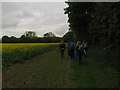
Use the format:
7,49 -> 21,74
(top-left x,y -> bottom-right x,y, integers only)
3,47 -> 118,88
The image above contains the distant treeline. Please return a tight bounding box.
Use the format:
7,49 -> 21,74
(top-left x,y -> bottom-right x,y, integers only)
1,35 -> 62,43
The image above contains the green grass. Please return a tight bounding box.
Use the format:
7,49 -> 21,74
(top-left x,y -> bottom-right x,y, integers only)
70,46 -> 119,88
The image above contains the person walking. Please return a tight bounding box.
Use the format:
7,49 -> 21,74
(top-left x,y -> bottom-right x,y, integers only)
74,41 -> 80,59
60,40 -> 65,58
82,40 -> 88,57
77,41 -> 84,64
68,40 -> 75,59
76,41 -> 80,54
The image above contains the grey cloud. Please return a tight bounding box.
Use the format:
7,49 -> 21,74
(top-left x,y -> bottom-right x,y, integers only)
22,11 -> 35,18
2,14 -> 20,29
52,23 -> 68,36
2,2 -> 68,37
2,2 -> 21,15
2,21 -> 18,28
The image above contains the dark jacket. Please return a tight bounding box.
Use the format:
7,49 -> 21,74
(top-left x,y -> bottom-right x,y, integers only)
60,44 -> 65,50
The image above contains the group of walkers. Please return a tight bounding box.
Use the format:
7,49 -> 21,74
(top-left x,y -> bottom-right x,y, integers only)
59,40 -> 88,64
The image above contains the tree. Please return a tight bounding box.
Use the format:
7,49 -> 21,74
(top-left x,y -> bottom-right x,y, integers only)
2,36 -> 10,43
64,2 -> 120,47
62,31 -> 74,42
88,2 -> 120,47
10,36 -> 18,43
44,33 -> 49,37
64,2 -> 95,42
24,31 -> 37,38
43,32 -> 56,37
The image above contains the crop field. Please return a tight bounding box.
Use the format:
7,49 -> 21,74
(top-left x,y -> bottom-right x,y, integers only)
1,43 -> 59,67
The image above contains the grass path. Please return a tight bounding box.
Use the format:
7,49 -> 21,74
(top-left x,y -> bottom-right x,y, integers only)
70,47 -> 118,88
3,47 -> 118,88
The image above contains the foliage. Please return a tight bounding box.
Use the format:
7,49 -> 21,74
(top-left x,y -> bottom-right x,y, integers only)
1,31 -> 62,43
64,2 -> 119,70
64,2 -> 120,47
88,2 -> 120,47
2,43 -> 59,67
2,35 -> 62,43
64,2 -> 95,42
62,31 -> 74,42
43,32 -> 56,37
24,31 -> 37,38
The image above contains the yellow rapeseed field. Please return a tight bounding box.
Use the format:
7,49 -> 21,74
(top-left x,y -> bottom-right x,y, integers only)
2,43 -> 59,52
2,43 -> 59,67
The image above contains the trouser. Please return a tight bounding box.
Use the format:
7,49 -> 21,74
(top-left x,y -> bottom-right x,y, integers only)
69,50 -> 74,59
84,48 -> 88,56
61,50 -> 64,58
78,52 -> 83,64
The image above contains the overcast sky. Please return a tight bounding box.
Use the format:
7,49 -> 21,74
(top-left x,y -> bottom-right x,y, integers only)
2,2 -> 69,38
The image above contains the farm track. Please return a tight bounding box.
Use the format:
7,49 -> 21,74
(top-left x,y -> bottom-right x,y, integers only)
3,48 -> 72,88
2,47 -> 118,88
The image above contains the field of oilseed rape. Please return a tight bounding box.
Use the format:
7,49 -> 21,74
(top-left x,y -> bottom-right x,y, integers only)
2,43 -> 59,67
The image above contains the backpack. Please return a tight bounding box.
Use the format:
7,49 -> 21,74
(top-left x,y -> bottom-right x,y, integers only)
84,42 -> 88,48
74,51 -> 78,58
79,45 -> 84,53
69,42 -> 75,50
